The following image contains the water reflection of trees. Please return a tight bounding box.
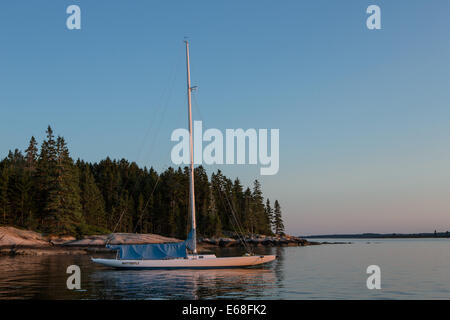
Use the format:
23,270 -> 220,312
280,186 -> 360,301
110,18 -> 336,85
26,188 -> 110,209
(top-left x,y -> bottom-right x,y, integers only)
273,247 -> 285,287
0,255 -> 89,299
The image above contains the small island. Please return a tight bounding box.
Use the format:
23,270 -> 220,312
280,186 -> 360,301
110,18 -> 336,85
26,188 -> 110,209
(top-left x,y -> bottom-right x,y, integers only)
0,226 -> 314,256
0,127 -> 313,256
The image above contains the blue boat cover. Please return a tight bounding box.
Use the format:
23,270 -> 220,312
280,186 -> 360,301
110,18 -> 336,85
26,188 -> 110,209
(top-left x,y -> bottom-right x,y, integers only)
107,242 -> 187,260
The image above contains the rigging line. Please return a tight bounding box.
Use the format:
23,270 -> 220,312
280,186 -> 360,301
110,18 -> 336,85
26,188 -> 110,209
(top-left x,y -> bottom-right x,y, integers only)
192,90 -> 223,178
144,58 -> 181,163
213,181 -> 252,254
110,165 -> 164,242
215,177 -> 248,235
109,47 -> 183,237
132,172 -> 162,233
132,72 -> 191,234
135,79 -> 168,163
131,159 -> 175,234
191,91 -> 204,123
138,54 -> 181,165
138,42 -> 184,163
219,179 -> 254,253
192,86 -> 250,252
106,207 -> 127,245
221,188 -> 253,254
192,86 -> 251,252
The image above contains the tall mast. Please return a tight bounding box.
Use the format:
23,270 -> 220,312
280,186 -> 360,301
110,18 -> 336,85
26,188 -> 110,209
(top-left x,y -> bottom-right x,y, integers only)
185,40 -> 197,254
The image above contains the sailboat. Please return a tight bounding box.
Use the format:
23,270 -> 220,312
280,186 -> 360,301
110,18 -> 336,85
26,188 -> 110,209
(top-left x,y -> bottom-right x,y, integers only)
92,41 -> 276,269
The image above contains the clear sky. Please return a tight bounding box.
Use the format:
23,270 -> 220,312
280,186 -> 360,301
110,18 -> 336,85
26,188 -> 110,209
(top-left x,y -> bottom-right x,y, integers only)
1,1 -> 450,235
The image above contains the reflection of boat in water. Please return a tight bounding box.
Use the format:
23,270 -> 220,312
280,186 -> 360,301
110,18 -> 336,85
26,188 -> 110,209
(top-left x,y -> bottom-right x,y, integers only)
90,267 -> 277,299
92,41 -> 276,269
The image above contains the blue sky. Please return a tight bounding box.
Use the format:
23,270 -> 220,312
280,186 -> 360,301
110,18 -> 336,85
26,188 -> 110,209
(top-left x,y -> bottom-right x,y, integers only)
1,1 -> 450,235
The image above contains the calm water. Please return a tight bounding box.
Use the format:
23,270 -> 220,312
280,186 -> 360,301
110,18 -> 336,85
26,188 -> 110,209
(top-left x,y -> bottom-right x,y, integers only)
0,239 -> 449,299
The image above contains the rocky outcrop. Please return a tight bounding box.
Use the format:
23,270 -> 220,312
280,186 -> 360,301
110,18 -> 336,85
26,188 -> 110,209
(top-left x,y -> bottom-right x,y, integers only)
0,227 -> 50,247
199,235 -> 312,247
64,233 -> 182,246
48,235 -> 76,245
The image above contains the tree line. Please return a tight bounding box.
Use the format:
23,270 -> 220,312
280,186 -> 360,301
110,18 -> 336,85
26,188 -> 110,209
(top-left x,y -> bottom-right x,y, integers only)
0,126 -> 285,239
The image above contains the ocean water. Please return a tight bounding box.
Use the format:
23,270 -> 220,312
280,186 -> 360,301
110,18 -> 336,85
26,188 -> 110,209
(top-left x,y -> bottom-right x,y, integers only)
0,239 -> 449,299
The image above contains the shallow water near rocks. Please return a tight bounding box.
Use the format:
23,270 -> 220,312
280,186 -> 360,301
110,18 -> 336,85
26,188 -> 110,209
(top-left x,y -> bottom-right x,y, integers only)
0,239 -> 449,299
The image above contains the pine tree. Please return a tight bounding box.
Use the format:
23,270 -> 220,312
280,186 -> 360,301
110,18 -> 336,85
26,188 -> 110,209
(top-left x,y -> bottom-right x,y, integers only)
25,136 -> 38,172
206,187 -> 222,236
6,149 -> 29,227
244,187 -> 255,235
24,136 -> 38,228
193,166 -> 210,237
79,164 -> 106,230
135,193 -> 145,233
11,171 -> 32,226
273,200 -> 285,236
232,178 -> 245,228
211,171 -> 226,230
44,136 -> 84,235
252,180 -> 271,235
265,199 -> 274,235
35,126 -> 58,229
0,166 -> 10,225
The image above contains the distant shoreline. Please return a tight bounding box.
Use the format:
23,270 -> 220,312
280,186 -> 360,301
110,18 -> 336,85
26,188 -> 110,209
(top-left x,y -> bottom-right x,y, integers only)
303,232 -> 450,239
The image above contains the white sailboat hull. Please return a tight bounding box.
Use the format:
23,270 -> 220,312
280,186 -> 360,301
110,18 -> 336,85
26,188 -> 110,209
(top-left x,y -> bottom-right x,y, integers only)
91,255 -> 276,269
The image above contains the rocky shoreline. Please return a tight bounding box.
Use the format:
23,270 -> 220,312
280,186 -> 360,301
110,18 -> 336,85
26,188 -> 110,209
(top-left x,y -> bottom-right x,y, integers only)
0,226 -> 323,256
198,235 -> 319,248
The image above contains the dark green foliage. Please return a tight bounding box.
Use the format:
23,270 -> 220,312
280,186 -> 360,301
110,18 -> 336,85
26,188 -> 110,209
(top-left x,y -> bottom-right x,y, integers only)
78,161 -> 106,229
0,165 -> 10,224
43,136 -> 84,235
265,199 -> 274,235
25,136 -> 38,172
273,200 -> 285,236
251,180 -> 272,235
0,127 -> 281,237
